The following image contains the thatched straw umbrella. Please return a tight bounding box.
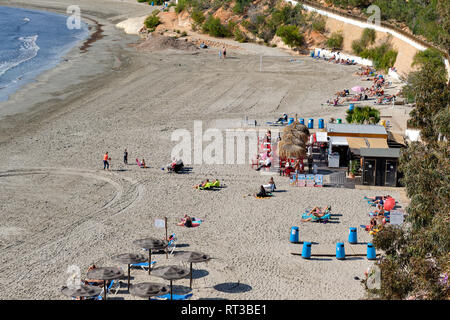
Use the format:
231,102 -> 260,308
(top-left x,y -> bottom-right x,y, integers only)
278,122 -> 310,160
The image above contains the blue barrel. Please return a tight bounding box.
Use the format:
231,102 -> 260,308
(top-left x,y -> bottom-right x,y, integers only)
308,118 -> 314,129
336,242 -> 345,260
318,118 -> 324,129
348,227 -> 357,244
288,118 -> 294,125
349,104 -> 355,111
299,118 -> 305,125
151,1 -> 154,5
367,243 -> 376,260
301,242 -> 311,259
290,226 -> 299,243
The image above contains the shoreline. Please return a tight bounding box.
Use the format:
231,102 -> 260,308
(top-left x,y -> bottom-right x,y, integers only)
0,1 -> 411,301
0,0 -> 154,145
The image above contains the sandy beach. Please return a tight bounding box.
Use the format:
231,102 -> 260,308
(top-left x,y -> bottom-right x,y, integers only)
0,0 -> 409,300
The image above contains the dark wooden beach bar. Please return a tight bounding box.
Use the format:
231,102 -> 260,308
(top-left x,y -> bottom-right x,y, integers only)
360,148 -> 401,187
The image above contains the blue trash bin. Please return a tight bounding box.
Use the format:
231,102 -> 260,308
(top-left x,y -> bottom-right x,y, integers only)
299,118 -> 305,125
336,242 -> 345,260
301,242 -> 312,259
367,243 -> 377,260
348,227 -> 357,244
308,118 -> 314,129
290,226 -> 299,243
318,118 -> 324,129
349,104 -> 354,111
288,118 -> 294,125
151,1 -> 154,5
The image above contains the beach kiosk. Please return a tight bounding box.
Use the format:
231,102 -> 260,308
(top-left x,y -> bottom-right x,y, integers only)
360,148 -> 401,187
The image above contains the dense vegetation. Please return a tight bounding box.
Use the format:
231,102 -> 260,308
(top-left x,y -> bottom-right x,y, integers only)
144,11 -> 161,32
321,0 -> 449,52
345,106 -> 380,124
367,57 -> 450,300
351,28 -> 398,72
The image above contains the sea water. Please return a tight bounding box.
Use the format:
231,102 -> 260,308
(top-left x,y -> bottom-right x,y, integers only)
0,6 -> 89,102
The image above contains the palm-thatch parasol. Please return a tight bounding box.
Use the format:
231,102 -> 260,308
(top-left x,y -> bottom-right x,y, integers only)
173,251 -> 211,289
278,122 -> 310,159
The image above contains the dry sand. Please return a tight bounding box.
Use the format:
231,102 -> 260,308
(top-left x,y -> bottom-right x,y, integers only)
0,0 -> 409,300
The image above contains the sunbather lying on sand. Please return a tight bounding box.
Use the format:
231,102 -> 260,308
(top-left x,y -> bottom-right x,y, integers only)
177,214 -> 202,228
194,179 -> 209,189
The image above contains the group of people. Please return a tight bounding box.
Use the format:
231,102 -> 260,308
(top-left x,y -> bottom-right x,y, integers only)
364,195 -> 391,234
102,149 -> 148,170
327,56 -> 356,65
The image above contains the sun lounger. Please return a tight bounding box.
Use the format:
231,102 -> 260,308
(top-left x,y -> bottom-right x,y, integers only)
150,293 -> 193,300
130,260 -> 157,271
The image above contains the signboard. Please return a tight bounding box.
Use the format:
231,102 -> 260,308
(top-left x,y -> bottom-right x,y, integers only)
155,219 -> 166,228
389,210 -> 404,225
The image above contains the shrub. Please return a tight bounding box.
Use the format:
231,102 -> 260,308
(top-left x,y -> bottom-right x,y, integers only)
326,31 -> 344,50
202,15 -> 231,37
233,28 -> 247,43
346,106 -> 380,124
175,0 -> 187,13
361,28 -> 376,45
311,15 -> 326,33
191,8 -> 205,26
144,14 -> 161,32
351,39 -> 364,55
275,25 -> 304,48
360,42 -> 398,72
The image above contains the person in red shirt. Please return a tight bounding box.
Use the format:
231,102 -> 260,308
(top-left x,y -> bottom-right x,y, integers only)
103,152 -> 110,170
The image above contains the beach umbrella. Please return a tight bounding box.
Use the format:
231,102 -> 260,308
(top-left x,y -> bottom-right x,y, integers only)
278,143 -> 307,159
86,267 -> 124,300
352,86 -> 365,93
61,284 -> 102,299
133,237 -> 168,275
151,265 -> 190,300
384,197 -> 396,211
111,253 -> 147,291
173,251 -> 211,289
129,282 -> 170,300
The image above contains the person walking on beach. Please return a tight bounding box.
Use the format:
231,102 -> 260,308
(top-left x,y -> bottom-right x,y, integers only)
123,149 -> 128,165
222,46 -> 226,59
103,152 -> 110,170
219,49 -> 222,59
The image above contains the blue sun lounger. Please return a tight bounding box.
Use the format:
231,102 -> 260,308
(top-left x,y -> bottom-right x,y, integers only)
150,293 -> 193,300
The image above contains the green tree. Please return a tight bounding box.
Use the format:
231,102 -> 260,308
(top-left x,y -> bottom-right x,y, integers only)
276,25 -> 304,48
345,106 -> 380,124
326,31 -> 344,50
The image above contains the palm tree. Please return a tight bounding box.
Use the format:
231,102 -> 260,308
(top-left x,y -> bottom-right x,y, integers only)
346,106 -> 380,124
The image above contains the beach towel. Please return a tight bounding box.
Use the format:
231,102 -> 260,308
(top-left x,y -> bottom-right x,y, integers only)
297,174 -> 306,187
306,175 -> 315,187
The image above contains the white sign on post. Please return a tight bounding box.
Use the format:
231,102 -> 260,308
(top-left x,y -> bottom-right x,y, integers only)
155,219 -> 165,228
389,210 -> 404,225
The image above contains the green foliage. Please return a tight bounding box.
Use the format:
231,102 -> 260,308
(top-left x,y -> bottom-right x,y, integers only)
345,106 -> 380,124
361,28 -> 376,45
412,48 -> 446,77
403,62 -> 450,143
310,13 -> 326,32
324,0 -> 449,49
144,14 -> 161,32
233,0 -> 252,14
191,8 -> 206,26
233,27 -> 247,43
275,25 -> 304,48
202,15 -> 231,37
367,59 -> 450,300
359,41 -> 398,72
175,0 -> 187,13
326,31 -> 344,49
